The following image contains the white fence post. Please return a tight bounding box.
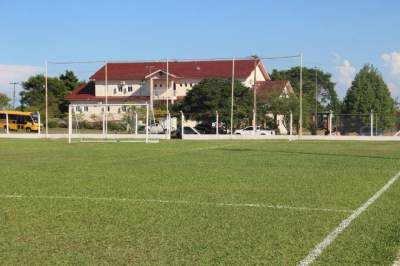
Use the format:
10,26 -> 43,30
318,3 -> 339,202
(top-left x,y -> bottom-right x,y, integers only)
37,112 -> 41,135
68,106 -> 72,144
133,111 -> 138,135
329,110 -> 333,136
145,104 -> 149,143
289,111 -> 293,136
216,111 -> 219,136
370,110 -> 374,137
5,112 -> 9,134
180,111 -> 185,139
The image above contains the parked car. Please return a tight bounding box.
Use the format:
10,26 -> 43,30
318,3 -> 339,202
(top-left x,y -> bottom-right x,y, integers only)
234,126 -> 275,135
173,126 -> 201,138
195,122 -> 229,134
359,126 -> 383,136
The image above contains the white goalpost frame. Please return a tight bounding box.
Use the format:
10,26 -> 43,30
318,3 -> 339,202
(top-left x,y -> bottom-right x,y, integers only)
46,59 -> 107,138
68,103 -> 153,144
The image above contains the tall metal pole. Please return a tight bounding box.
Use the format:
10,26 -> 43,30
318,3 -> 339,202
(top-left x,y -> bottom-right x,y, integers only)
253,58 -> 257,134
230,57 -> 235,136
8,82 -> 18,109
216,110 -> 219,136
105,61 -> 108,136
299,54 -> 303,136
45,60 -> 48,136
166,59 -> 169,113
315,67 -> 318,131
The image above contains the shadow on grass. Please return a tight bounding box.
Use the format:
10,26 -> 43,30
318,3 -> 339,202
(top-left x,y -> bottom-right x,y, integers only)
216,148 -> 400,161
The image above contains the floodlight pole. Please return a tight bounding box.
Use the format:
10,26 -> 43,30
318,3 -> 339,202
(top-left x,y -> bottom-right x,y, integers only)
105,61 -> 108,137
289,111 -> 293,136
253,57 -> 257,134
166,59 -> 169,113
329,110 -> 333,136
299,53 -> 303,137
315,67 -> 318,130
45,60 -> 48,137
230,57 -> 235,136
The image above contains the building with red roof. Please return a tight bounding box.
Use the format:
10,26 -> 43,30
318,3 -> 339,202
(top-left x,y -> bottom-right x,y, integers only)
65,57 -> 292,107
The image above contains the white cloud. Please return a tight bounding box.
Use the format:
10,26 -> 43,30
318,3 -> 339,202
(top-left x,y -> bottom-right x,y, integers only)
0,64 -> 43,104
332,54 -> 356,99
381,52 -> 400,98
382,52 -> 400,75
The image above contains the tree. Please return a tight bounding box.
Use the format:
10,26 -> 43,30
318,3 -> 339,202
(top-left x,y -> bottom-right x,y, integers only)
172,78 -> 252,127
258,92 -> 300,133
270,67 -> 340,133
0,92 -> 11,109
342,65 -> 395,131
270,67 -> 341,113
20,71 -> 79,117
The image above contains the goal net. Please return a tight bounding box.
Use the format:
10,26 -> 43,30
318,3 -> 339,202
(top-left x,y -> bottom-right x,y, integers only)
68,103 -> 162,143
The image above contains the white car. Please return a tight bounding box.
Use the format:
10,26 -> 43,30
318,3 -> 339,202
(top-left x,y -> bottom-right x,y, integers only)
234,126 -> 275,136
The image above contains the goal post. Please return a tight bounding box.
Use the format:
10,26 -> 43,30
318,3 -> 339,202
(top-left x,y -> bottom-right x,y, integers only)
68,103 -> 158,143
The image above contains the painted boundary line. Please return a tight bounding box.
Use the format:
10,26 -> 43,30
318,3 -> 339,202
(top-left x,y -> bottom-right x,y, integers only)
298,170 -> 400,266
0,194 -> 353,214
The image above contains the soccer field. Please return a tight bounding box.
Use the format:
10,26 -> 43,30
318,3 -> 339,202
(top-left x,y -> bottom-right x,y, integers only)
0,140 -> 399,265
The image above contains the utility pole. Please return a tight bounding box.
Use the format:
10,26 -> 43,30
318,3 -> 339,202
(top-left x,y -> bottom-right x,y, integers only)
9,82 -> 19,109
315,67 -> 318,130
252,56 -> 257,134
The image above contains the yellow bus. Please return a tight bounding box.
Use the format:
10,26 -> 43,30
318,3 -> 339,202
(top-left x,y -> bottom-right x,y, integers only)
0,111 -> 41,132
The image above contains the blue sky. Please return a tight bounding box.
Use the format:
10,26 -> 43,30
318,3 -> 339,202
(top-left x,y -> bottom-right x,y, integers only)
0,0 -> 399,101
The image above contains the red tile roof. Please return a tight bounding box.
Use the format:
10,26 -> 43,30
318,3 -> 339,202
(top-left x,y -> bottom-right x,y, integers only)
65,82 -> 150,102
255,80 -> 293,101
90,59 -> 269,81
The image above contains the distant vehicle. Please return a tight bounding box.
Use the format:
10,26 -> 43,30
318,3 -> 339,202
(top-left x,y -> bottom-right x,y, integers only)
359,126 -> 383,136
148,123 -> 165,134
234,126 -> 275,136
173,126 -> 201,138
195,122 -> 229,134
0,110 -> 41,132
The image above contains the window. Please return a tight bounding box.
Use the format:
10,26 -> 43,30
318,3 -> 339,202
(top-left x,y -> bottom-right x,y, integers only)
114,88 -> 117,94
84,106 -> 89,112
76,106 -> 82,112
118,86 -> 123,92
122,106 -> 127,112
154,84 -> 157,88
107,106 -> 110,112
185,83 -> 188,87
159,84 -> 162,87
179,83 -> 182,87
128,86 -> 133,92
190,83 -> 193,87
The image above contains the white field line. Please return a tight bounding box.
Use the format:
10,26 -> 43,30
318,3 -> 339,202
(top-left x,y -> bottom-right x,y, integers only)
0,194 -> 353,213
393,251 -> 400,266
298,170 -> 400,266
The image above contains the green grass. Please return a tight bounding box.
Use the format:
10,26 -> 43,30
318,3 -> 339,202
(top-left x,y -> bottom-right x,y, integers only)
0,139 -> 399,265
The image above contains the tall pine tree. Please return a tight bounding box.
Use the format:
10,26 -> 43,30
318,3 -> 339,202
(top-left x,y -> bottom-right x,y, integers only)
342,64 -> 395,130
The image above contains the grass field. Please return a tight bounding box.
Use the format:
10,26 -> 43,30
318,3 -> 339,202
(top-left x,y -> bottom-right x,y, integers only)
1,139 -> 400,265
